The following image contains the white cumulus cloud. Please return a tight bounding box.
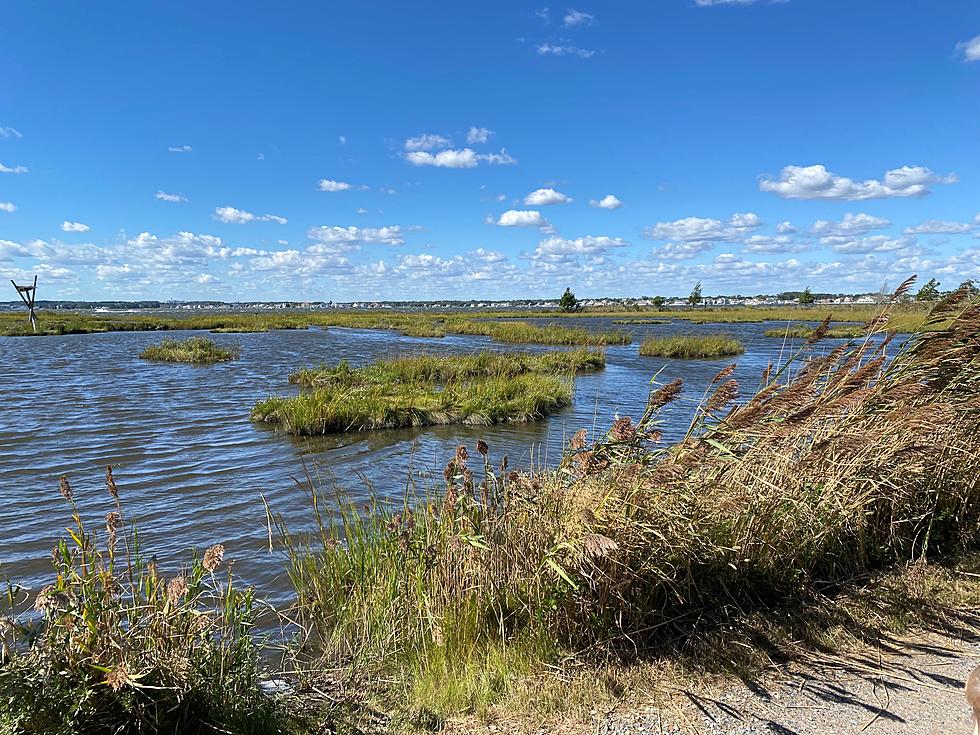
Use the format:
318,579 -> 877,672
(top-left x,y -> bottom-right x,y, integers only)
645,212 -> 761,241
590,194 -> 622,210
903,216 -> 980,235
0,162 -> 28,174
168,145 -> 192,153
318,179 -> 353,192
525,187 -> 572,205
759,164 -> 957,200
213,206 -> 287,225
61,221 -> 90,233
0,201 -> 15,213
307,225 -> 404,249
404,134 -> 452,152
811,212 -> 891,237
466,127 -> 493,144
496,210 -> 547,227
405,148 -> 516,168
957,35 -> 980,62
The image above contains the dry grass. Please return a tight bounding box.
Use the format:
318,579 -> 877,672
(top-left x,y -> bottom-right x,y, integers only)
280,282 -> 980,721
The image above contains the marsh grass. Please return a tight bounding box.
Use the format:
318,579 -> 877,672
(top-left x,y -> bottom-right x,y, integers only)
139,336 -> 240,363
278,281 -> 980,721
639,334 -> 744,359
612,318 -> 670,325
288,348 -> 605,388
0,470 -> 287,735
440,318 -> 631,345
254,350 -> 603,434
763,323 -> 871,339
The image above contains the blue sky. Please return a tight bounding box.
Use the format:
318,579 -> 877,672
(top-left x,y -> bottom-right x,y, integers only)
2,1 -> 979,301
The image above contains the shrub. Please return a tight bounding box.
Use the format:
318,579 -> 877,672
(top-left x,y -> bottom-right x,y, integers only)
0,469 -> 283,734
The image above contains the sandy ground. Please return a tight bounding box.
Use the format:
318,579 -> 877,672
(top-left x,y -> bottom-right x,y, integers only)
445,627 -> 980,735
599,630 -> 979,734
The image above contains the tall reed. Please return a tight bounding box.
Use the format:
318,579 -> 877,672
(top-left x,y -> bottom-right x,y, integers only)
0,469 -> 282,734
280,280 -> 980,717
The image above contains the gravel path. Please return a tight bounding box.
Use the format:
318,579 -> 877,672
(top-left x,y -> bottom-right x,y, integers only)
598,630 -> 980,735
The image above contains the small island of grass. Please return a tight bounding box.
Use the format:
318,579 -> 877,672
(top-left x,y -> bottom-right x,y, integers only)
139,336 -> 239,364
253,349 -> 604,434
763,324 -> 867,339
639,334 -> 744,359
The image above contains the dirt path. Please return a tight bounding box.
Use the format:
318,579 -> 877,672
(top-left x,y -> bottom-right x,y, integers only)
597,630 -> 979,735
443,627 -> 979,735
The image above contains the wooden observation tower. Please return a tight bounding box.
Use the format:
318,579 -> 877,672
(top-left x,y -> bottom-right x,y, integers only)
10,275 -> 38,332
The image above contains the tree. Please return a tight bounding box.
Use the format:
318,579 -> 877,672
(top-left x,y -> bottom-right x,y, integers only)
915,278 -> 940,302
798,286 -> 815,307
688,281 -> 702,308
559,287 -> 580,313
651,295 -> 666,311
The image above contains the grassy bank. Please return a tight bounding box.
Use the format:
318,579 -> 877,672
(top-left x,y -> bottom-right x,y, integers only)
763,323 -> 869,339
254,350 -> 603,434
280,286 -> 980,720
639,334 -> 744,358
139,336 -> 239,363
0,311 -> 628,345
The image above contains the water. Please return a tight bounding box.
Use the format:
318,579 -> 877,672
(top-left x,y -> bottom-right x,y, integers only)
0,318 -> 853,604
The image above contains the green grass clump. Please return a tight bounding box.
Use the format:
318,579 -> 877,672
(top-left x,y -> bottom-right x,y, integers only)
763,324 -> 868,339
442,318 -> 631,346
611,318 -> 669,325
255,372 -> 572,434
255,350 -> 603,434
288,348 -> 605,388
0,470 -> 287,735
638,334 -> 744,359
139,336 -> 239,363
281,289 -> 980,722
210,326 -> 270,333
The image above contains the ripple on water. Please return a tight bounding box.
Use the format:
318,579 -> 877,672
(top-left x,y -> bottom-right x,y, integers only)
0,320 -> 888,604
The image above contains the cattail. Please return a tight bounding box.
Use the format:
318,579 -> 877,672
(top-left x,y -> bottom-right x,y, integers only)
58,475 -> 73,502
570,429 -> 587,451
105,465 -> 119,499
202,544 -> 225,572
455,445 -> 469,464
477,439 -> 489,457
